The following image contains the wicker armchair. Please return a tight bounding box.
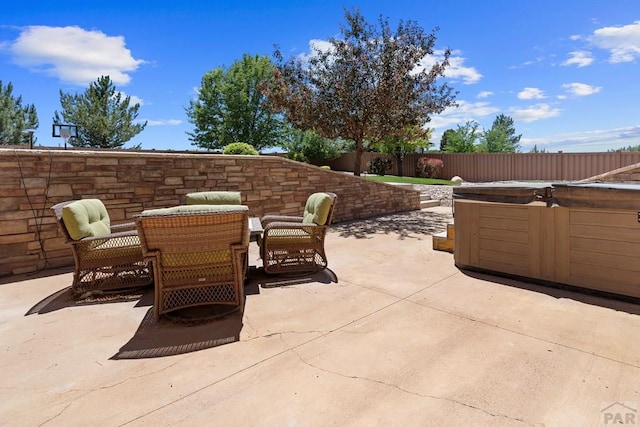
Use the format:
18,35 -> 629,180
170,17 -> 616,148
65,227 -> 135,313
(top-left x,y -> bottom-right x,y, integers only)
51,199 -> 152,297
259,192 -> 337,275
135,205 -> 249,320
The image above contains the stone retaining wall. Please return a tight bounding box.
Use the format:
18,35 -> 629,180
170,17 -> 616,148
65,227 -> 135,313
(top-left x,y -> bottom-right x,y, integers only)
0,148 -> 420,276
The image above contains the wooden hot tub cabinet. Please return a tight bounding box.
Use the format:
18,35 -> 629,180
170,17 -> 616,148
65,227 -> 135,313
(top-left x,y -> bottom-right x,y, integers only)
453,183 -> 640,299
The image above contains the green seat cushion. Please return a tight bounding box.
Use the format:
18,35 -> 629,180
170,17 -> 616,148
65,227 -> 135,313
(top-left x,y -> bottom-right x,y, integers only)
257,228 -> 313,248
302,193 -> 331,225
61,199 -> 111,240
186,191 -> 241,205
139,204 -> 248,216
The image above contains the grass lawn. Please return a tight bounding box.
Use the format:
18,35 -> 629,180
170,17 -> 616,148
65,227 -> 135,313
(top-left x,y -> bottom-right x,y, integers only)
363,175 -> 458,185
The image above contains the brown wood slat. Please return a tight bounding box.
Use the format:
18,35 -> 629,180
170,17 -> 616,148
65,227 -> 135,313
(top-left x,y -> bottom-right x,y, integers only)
479,228 -> 529,243
571,236 -> 640,255
570,224 -> 640,243
569,264 -> 640,297
479,238 -> 529,255
453,200 -> 476,266
479,249 -> 530,268
480,217 -> 529,232
479,204 -> 529,220
477,258 -> 531,276
570,250 -> 640,272
570,209 -> 638,228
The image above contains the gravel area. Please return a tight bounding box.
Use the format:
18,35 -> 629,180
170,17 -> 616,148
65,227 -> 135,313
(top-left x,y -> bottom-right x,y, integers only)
413,184 -> 455,207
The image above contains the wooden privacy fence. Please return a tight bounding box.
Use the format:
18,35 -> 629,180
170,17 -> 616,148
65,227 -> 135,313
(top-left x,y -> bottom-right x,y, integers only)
323,151 -> 640,182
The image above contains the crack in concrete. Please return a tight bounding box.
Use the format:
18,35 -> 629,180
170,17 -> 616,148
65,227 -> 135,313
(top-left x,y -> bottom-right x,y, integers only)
290,349 -> 537,426
263,330 -> 328,338
241,330 -> 329,343
39,400 -> 76,427
36,358 -> 187,425
368,270 -> 640,372
410,298 -> 640,371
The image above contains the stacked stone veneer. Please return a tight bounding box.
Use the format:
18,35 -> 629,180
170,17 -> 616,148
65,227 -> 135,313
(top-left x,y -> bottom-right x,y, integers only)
0,148 -> 419,276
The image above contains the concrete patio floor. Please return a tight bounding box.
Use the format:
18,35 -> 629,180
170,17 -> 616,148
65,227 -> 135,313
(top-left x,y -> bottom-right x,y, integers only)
1,206 -> 639,426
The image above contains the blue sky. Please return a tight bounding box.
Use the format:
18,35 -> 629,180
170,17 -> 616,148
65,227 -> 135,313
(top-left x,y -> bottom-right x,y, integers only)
2,0 -> 640,152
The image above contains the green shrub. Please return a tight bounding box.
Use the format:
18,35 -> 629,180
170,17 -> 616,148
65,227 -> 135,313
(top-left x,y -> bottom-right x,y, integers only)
285,152 -> 306,162
368,157 -> 392,176
222,142 -> 259,155
416,157 -> 444,179
320,165 -> 331,170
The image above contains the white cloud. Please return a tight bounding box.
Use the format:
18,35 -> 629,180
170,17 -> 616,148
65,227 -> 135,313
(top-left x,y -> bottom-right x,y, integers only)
127,95 -> 144,106
418,49 -> 482,84
146,119 -> 182,126
309,39 -> 333,53
116,92 -> 144,106
510,103 -> 561,123
521,125 -> 640,152
9,25 -> 145,86
589,20 -> 640,63
477,91 -> 493,99
297,39 -> 334,65
509,56 -> 544,69
518,87 -> 546,100
562,82 -> 602,96
450,100 -> 501,117
428,100 -> 500,132
299,41 -> 482,85
561,50 -> 594,67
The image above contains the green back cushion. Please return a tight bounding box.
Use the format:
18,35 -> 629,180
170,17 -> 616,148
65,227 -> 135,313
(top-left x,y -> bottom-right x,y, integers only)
186,191 -> 241,205
61,199 -> 111,240
302,193 -> 331,225
140,204 -> 248,216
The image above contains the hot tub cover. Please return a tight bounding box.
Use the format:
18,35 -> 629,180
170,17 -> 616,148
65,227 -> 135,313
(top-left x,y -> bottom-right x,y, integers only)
453,182 -> 552,204
551,182 -> 640,209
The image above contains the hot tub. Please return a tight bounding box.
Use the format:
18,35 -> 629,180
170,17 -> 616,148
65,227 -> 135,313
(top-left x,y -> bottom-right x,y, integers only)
453,182 -> 640,299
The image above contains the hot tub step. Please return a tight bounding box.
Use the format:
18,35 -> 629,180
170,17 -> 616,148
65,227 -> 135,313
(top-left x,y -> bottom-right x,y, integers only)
433,223 -> 455,253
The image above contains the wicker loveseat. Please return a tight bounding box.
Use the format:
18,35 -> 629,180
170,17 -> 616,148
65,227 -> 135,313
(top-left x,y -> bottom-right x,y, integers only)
259,192 -> 337,275
135,205 -> 249,320
185,191 -> 241,205
51,199 -> 152,297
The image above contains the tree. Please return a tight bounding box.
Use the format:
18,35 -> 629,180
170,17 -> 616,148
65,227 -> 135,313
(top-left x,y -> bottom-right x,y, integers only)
281,129 -> 347,163
444,121 -> 479,153
529,144 -> 547,153
264,8 -> 457,176
609,145 -> 640,152
222,142 -> 259,155
187,54 -> 286,151
373,126 -> 432,177
478,114 -> 521,153
0,81 -> 38,145
439,128 -> 457,152
54,76 -> 145,148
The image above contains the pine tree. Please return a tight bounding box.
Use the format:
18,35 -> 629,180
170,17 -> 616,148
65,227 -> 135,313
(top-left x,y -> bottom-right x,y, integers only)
54,76 -> 146,148
0,81 -> 39,145
479,114 -> 521,153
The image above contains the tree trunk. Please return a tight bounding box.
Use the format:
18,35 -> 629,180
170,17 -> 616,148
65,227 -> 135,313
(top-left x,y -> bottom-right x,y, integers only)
396,153 -> 404,177
353,140 -> 363,176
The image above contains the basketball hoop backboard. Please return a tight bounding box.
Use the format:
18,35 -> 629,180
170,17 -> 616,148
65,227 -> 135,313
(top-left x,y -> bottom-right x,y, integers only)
52,124 -> 78,138
52,124 -> 78,149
